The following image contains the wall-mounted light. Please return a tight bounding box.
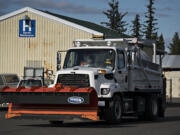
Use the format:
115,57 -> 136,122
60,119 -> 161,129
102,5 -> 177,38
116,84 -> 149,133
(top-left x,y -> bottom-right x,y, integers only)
22,15 -> 31,31
22,15 -> 30,21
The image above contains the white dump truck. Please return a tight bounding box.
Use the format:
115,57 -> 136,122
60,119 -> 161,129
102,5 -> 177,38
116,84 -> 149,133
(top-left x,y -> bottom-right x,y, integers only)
0,38 -> 166,123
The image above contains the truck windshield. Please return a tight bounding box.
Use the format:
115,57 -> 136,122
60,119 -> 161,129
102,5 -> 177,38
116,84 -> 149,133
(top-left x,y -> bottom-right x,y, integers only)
18,80 -> 42,88
63,49 -> 115,69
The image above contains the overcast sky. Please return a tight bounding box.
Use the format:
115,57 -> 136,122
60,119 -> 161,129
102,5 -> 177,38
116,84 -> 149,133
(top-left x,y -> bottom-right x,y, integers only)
0,0 -> 180,51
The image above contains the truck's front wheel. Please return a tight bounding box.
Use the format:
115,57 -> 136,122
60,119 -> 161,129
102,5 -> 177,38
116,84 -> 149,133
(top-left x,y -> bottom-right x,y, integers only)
104,95 -> 122,123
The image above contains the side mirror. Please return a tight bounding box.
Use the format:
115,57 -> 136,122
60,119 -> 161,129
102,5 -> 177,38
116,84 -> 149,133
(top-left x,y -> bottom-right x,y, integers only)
57,51 -> 61,71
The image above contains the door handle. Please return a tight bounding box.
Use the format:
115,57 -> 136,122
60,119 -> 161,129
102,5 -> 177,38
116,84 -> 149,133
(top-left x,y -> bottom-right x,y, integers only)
125,75 -> 128,83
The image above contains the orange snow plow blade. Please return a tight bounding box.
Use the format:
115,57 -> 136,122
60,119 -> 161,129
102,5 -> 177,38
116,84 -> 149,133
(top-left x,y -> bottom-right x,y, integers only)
0,84 -> 99,121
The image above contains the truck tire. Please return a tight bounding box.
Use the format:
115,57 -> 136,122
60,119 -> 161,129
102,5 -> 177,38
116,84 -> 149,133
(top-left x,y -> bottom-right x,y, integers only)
159,99 -> 165,118
159,107 -> 165,118
137,113 -> 145,121
104,95 -> 122,123
145,96 -> 158,120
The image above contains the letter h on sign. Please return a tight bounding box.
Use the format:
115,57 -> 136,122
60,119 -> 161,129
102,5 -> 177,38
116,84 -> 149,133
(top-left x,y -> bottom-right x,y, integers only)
23,20 -> 31,32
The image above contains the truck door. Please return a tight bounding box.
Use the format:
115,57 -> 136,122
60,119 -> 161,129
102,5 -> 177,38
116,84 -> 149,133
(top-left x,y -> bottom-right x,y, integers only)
115,50 -> 128,91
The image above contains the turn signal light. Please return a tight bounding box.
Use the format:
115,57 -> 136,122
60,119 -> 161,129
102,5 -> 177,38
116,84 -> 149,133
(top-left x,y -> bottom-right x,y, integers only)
98,70 -> 106,74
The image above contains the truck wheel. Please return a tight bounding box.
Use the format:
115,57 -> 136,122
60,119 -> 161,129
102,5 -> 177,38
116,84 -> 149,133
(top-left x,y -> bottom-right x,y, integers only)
159,107 -> 165,118
137,113 -> 145,121
159,100 -> 165,118
145,96 -> 158,120
105,95 -> 122,123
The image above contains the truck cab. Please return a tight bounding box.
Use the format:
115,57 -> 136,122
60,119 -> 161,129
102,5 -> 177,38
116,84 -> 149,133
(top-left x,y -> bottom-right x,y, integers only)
53,39 -> 161,97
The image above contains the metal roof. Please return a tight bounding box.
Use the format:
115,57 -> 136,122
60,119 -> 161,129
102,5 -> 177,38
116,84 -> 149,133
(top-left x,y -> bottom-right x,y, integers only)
162,55 -> 180,69
42,10 -> 132,39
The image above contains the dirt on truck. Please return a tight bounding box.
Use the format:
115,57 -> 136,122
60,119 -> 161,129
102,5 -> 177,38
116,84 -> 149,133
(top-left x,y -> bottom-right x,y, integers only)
0,38 -> 166,123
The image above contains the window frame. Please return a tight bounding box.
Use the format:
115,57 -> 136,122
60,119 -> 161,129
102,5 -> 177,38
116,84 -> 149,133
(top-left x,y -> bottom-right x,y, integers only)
63,49 -> 116,69
117,49 -> 125,69
4,75 -> 19,84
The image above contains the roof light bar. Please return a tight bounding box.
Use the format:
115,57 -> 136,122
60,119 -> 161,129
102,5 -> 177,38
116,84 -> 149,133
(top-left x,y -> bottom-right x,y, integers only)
92,35 -> 104,39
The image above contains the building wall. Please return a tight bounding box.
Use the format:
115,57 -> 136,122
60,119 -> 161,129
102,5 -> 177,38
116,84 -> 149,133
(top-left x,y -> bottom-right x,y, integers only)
0,11 -> 92,78
164,71 -> 180,98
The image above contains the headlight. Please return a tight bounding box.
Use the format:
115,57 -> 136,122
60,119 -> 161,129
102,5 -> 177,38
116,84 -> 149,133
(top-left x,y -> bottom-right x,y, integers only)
101,88 -> 110,95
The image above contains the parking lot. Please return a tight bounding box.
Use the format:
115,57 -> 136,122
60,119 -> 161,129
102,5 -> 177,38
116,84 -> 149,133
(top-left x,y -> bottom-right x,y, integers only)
0,103 -> 180,135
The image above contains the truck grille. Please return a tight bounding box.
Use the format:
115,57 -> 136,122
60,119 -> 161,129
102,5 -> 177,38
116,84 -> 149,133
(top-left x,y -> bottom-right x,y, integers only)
57,74 -> 90,88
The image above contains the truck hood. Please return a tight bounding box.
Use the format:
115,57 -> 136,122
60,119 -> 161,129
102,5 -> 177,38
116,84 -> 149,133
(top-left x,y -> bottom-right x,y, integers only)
56,67 -> 113,75
52,67 -> 115,97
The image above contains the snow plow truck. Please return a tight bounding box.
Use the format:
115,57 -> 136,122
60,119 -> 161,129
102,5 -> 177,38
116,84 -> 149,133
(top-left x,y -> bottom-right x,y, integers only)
0,38 -> 166,123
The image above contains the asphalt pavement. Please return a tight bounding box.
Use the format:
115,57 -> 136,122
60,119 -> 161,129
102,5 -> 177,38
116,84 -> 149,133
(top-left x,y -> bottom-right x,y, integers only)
0,103 -> 180,135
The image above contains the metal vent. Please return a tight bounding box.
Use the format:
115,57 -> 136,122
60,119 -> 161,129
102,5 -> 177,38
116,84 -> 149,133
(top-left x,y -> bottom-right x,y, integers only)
26,60 -> 42,68
57,74 -> 90,88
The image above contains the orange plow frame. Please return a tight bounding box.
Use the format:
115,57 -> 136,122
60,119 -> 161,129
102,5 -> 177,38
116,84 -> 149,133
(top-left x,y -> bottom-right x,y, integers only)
6,103 -> 99,121
1,85 -> 99,121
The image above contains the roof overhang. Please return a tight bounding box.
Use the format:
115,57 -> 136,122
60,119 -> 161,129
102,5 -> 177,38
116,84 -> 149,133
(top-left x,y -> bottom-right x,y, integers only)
156,49 -> 167,55
0,7 -> 103,36
163,68 -> 180,71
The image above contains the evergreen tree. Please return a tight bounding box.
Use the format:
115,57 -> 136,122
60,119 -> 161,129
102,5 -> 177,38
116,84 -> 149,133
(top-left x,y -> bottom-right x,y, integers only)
169,32 -> 180,54
143,0 -> 158,39
101,0 -> 128,34
131,14 -> 142,38
156,33 -> 165,51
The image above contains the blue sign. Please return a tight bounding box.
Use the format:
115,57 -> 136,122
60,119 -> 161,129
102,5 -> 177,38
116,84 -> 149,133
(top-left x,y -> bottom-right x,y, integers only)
19,19 -> 35,37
